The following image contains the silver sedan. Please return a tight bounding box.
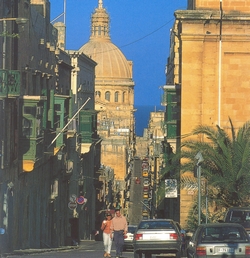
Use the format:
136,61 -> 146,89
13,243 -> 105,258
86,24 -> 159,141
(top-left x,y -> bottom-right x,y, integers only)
186,222 -> 250,258
133,219 -> 182,258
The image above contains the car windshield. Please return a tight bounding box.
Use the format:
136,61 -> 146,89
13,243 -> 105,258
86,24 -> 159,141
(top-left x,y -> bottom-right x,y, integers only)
138,221 -> 174,230
201,226 -> 249,243
229,210 -> 250,226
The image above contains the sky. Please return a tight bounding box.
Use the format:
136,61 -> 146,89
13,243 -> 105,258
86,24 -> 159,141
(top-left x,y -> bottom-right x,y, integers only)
49,0 -> 187,135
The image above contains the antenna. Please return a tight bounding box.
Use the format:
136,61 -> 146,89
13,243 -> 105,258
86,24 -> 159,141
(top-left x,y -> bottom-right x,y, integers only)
51,0 -> 66,24
64,0 -> 66,24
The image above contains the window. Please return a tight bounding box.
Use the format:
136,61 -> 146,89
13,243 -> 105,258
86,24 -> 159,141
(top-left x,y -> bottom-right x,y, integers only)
95,91 -> 101,98
115,91 -> 119,102
122,92 -> 126,103
54,114 -> 61,128
94,26 -> 97,35
54,104 -> 61,112
22,118 -> 33,137
105,91 -> 110,101
24,106 -> 36,116
22,105 -> 43,138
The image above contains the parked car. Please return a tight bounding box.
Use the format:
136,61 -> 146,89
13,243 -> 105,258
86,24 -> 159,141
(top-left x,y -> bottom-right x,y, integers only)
142,211 -> 149,217
143,193 -> 148,199
143,179 -> 149,186
224,207 -> 250,236
133,219 -> 182,258
186,222 -> 250,258
141,162 -> 149,170
124,225 -> 137,251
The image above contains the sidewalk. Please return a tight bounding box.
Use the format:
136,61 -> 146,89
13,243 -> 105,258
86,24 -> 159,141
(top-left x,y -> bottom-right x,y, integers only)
1,240 -> 102,257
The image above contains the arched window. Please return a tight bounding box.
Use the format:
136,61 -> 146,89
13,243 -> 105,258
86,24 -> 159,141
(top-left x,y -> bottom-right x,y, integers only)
95,91 -> 101,98
93,26 -> 97,35
115,91 -> 119,102
122,92 -> 126,103
105,91 -> 110,101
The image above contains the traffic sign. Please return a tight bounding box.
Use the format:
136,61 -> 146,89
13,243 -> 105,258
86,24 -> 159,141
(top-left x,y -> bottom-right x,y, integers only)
76,196 -> 85,205
69,194 -> 77,202
68,202 -> 77,210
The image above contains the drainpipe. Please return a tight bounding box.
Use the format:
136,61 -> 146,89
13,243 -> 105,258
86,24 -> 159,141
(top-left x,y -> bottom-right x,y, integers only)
218,0 -> 222,127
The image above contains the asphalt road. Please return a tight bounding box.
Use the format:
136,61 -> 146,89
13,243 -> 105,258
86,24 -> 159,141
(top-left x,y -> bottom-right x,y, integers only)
5,240 -> 134,258
4,240 -> 187,258
128,159 -> 144,225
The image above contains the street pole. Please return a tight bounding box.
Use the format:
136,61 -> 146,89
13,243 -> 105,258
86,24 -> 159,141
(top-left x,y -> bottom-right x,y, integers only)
2,19 -> 6,69
198,165 -> 201,225
195,151 -> 203,225
205,182 -> 208,224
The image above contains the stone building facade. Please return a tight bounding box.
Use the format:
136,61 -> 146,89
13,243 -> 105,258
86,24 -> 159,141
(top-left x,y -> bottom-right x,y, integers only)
164,0 -> 250,227
0,0 -> 101,252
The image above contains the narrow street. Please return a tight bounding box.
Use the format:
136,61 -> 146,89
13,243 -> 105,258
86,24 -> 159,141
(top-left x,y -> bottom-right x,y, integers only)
5,240 -> 187,258
127,158 -> 143,225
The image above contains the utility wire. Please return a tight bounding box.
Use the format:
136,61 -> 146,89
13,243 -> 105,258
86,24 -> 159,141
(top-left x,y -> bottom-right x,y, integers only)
119,18 -> 175,49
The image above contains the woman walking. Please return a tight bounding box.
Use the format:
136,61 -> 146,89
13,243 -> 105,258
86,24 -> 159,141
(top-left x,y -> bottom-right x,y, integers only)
101,213 -> 113,257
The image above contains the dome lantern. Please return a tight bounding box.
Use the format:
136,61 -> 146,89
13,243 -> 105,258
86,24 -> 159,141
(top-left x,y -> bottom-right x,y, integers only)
90,0 -> 110,41
79,0 -> 134,81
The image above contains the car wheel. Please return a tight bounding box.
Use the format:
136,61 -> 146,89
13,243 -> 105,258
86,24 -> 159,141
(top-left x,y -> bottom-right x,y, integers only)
134,251 -> 142,258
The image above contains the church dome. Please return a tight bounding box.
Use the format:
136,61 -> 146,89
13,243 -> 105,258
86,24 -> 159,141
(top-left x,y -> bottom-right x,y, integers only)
79,41 -> 132,80
79,0 -> 133,80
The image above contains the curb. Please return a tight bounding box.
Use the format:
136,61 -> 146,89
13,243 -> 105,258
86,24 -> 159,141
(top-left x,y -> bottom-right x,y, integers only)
1,240 -> 100,257
1,246 -> 79,257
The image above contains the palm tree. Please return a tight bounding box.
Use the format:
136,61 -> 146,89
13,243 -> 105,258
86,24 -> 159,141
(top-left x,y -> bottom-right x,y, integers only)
178,118 -> 250,214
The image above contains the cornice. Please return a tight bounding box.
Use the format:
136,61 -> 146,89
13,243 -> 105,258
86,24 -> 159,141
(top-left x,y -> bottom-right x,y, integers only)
175,10 -> 250,21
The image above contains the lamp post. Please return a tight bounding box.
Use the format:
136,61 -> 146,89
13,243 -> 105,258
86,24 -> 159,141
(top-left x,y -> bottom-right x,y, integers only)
195,151 -> 203,225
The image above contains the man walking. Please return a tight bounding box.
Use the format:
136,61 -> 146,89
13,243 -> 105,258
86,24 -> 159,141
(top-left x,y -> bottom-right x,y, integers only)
111,208 -> 128,258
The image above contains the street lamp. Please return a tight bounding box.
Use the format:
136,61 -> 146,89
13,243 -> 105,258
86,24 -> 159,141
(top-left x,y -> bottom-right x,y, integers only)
0,17 -> 28,69
195,151 -> 203,225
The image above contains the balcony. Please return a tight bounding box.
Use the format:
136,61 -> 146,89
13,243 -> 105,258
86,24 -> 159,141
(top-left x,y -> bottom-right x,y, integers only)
0,70 -> 20,97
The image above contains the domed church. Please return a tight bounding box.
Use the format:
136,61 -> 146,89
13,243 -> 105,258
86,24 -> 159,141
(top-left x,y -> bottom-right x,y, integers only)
79,0 -> 135,186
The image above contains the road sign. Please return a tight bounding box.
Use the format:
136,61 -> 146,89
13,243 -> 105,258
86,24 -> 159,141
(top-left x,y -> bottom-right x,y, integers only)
76,196 -> 84,204
68,202 -> 77,210
69,194 -> 77,202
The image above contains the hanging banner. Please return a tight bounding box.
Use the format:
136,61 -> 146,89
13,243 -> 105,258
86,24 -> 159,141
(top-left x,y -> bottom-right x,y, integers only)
165,179 -> 177,198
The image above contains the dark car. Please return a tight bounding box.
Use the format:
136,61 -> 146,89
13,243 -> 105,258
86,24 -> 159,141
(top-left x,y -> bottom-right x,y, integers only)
224,207 -> 250,236
124,225 -> 137,251
186,222 -> 250,258
133,219 -> 182,258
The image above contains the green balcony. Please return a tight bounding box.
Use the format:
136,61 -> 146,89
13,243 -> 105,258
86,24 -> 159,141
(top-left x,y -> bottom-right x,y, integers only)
0,69 -> 20,97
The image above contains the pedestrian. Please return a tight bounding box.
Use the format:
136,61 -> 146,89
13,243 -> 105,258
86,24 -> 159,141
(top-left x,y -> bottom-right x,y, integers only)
110,208 -> 128,258
101,213 -> 113,257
